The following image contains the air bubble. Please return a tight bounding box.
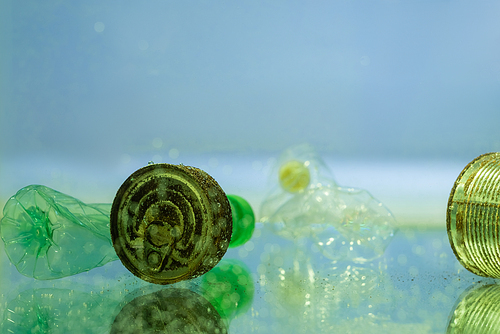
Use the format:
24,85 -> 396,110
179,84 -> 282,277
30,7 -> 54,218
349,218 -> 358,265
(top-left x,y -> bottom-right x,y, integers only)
94,22 -> 105,33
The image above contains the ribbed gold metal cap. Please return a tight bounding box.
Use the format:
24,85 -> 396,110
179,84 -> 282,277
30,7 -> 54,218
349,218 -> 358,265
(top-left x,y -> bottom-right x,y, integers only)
447,152 -> 500,278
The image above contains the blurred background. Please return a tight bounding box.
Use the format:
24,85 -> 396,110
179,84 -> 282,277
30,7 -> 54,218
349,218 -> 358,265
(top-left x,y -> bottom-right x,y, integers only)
1,0 -> 500,226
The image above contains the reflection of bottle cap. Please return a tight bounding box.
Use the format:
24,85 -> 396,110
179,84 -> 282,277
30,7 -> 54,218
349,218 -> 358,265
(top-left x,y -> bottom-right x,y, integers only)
111,288 -> 227,334
111,163 -> 233,285
447,153 -> 500,278
0,185 -> 117,279
447,284 -> 500,334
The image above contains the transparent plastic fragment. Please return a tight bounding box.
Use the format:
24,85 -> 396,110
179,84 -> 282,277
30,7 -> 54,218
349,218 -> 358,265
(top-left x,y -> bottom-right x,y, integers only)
260,144 -> 397,263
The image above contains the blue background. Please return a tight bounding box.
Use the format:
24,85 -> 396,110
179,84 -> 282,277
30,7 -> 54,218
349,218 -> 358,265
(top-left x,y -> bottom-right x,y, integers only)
1,1 -> 500,161
0,1 -> 499,225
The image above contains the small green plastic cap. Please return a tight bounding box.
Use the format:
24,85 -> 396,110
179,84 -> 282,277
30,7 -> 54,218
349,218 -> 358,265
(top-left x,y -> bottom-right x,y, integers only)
227,195 -> 255,248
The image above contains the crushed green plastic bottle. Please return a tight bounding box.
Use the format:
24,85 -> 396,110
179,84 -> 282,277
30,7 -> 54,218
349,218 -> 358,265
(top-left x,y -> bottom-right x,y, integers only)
0,185 -> 118,279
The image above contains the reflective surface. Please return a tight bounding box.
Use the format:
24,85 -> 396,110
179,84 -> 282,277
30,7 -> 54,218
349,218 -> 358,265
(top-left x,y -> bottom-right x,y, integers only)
110,288 -> 227,334
1,223 -> 498,333
447,284 -> 500,334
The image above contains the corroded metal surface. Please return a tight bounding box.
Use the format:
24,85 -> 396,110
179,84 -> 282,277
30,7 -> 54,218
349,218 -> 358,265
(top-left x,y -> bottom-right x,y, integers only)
110,163 -> 232,284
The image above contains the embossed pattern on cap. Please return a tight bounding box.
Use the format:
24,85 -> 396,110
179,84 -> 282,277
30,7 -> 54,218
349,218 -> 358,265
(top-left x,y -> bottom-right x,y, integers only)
110,163 -> 232,284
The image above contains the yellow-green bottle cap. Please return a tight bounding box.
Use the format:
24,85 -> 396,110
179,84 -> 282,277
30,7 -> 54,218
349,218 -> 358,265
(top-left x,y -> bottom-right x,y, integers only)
447,152 -> 500,278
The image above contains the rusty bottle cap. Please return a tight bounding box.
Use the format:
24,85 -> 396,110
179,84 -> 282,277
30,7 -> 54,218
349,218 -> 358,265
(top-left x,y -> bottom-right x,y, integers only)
110,163 -> 232,284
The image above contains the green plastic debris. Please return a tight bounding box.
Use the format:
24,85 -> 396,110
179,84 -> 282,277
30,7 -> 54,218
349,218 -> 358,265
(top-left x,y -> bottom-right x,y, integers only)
0,185 -> 118,279
1,288 -> 116,334
201,259 -> 255,321
227,195 -> 255,248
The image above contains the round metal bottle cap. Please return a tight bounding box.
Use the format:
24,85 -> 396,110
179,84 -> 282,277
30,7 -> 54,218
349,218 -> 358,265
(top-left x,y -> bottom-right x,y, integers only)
110,163 -> 232,284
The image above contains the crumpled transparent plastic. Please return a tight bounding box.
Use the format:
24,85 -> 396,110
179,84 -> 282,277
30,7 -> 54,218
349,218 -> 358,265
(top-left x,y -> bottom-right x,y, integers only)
260,144 -> 397,263
0,185 -> 118,279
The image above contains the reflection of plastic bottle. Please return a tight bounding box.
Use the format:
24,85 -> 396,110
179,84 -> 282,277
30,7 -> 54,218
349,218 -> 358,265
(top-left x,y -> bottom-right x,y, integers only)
0,287 -> 117,334
1,259 -> 255,333
200,259 -> 255,321
1,182 -> 255,280
258,240 -> 392,333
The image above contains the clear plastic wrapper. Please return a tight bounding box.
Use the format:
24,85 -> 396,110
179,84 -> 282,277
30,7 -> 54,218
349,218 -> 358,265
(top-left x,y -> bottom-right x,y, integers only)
260,144 -> 397,263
